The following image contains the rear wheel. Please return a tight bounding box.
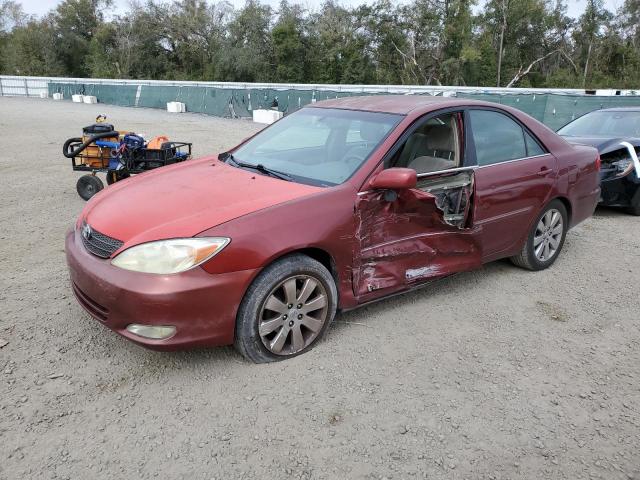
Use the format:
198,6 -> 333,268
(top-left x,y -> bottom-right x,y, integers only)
76,174 -> 104,201
234,254 -> 337,363
511,200 -> 568,271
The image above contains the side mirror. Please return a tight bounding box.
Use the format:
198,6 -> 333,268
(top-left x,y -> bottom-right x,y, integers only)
370,168 -> 417,190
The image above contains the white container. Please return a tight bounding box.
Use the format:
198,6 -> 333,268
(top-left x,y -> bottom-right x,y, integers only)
53,93 -> 63,100
252,109 -> 283,124
593,89 -> 619,96
39,92 -> 48,98
72,94 -> 84,103
167,101 -> 186,113
83,95 -> 97,104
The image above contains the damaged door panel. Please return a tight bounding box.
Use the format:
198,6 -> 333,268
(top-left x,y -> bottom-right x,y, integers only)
416,170 -> 474,228
353,169 -> 482,300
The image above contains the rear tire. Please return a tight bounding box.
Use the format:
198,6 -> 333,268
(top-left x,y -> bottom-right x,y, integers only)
76,174 -> 104,201
234,254 -> 337,363
511,200 -> 568,271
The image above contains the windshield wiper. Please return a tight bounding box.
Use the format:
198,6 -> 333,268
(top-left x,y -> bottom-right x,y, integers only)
220,152 -> 292,182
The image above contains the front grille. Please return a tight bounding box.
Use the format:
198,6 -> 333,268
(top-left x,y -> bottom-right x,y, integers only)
72,282 -> 109,322
81,223 -> 124,258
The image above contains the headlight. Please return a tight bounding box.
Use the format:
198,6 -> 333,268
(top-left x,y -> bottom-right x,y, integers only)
111,237 -> 230,274
612,158 -> 634,177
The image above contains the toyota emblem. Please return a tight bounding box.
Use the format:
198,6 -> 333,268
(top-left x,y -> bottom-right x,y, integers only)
82,223 -> 92,241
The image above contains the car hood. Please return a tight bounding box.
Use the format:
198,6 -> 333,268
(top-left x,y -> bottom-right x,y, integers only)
82,157 -> 322,248
561,135 -> 640,155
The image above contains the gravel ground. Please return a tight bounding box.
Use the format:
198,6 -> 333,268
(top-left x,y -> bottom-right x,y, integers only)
1,96 -> 639,480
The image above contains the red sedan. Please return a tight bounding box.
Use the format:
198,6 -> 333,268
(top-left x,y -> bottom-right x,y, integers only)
66,96 -> 601,362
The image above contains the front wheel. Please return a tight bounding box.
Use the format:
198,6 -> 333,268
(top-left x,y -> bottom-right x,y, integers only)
511,200 -> 568,271
234,254 -> 337,363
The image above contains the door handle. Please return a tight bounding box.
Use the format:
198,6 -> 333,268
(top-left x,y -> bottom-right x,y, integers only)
536,167 -> 552,176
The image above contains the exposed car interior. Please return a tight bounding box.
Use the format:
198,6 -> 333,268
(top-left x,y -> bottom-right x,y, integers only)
392,113 -> 461,173
385,112 -> 472,228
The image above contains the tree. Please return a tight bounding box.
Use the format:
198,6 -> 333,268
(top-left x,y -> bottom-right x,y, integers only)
1,0 -> 634,89
218,0 -> 273,82
271,1 -> 306,82
0,0 -> 25,32
574,0 -> 611,87
52,0 -> 111,77
1,16 -> 64,75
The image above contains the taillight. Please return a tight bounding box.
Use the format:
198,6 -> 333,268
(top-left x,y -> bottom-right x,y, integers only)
595,154 -> 601,171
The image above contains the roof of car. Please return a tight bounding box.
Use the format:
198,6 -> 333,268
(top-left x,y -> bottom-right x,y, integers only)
310,95 -> 486,115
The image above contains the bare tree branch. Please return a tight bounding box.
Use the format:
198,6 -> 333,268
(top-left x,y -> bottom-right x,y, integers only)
506,49 -> 574,88
391,38 -> 429,84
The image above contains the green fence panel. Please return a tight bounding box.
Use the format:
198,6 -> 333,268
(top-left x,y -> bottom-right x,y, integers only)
138,85 -> 180,109
458,92 -> 548,122
48,82 -> 138,106
94,84 -> 138,106
200,87 -> 234,116
44,81 -> 640,129
48,82 -> 84,97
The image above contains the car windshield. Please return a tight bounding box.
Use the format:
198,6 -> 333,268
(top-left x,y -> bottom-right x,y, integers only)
231,108 -> 403,186
558,110 -> 640,137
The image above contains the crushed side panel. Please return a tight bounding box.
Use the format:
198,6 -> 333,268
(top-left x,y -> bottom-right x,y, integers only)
354,182 -> 482,298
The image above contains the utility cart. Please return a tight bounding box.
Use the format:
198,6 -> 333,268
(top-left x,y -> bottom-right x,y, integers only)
63,116 -> 192,200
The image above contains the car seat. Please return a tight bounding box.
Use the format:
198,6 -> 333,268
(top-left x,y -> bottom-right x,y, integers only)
405,125 -> 457,173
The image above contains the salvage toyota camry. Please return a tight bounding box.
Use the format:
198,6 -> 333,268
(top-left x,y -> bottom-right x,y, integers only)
66,96 -> 601,362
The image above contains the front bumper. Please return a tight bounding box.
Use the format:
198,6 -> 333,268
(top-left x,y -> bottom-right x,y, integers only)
65,228 -> 257,350
599,141 -> 640,208
600,173 -> 640,207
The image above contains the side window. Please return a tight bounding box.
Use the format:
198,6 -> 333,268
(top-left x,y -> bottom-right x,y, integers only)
389,112 -> 462,174
469,110 -> 527,166
525,131 -> 545,156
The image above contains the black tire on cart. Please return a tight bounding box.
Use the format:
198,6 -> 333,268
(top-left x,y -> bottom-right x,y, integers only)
106,169 -> 130,185
76,174 -> 104,201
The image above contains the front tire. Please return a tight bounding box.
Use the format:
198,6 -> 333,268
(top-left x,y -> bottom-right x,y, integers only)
234,254 -> 337,363
511,200 -> 568,271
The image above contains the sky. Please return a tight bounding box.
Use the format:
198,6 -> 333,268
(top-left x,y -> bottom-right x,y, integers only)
17,0 -> 623,19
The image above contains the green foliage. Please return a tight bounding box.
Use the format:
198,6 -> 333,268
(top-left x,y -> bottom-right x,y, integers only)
271,1 -> 306,82
0,0 -> 637,89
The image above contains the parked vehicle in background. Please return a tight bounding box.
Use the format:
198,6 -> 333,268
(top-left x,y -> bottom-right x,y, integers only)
558,107 -> 640,215
66,96 -> 601,363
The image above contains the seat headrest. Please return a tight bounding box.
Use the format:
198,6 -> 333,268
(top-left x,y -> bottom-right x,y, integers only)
425,125 -> 453,151
359,122 -> 387,142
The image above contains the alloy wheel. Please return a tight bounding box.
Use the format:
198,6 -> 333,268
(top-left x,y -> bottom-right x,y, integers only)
534,208 -> 563,262
258,275 -> 329,356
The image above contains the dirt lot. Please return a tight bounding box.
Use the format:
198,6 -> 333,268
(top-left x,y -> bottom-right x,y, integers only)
1,96 -> 639,480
